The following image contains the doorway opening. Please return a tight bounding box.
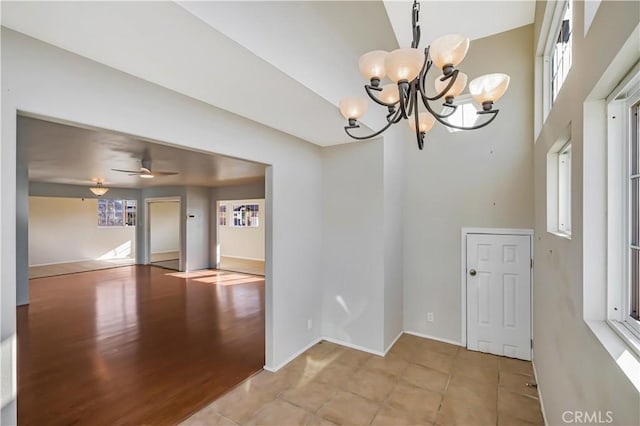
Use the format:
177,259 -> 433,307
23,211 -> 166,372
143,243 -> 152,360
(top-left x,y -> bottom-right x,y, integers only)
147,198 -> 181,271
216,199 -> 266,276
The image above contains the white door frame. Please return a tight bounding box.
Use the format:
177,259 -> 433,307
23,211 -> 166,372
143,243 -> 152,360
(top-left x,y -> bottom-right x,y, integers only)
145,196 -> 183,271
460,227 -> 534,348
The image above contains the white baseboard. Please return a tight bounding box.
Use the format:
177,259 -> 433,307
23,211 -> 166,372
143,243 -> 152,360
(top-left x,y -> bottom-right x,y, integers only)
263,337 -> 322,372
384,331 -> 404,355
322,336 -> 386,357
403,330 -> 464,347
532,360 -> 549,426
266,331 -> 464,374
221,255 -> 265,262
29,257 -> 135,267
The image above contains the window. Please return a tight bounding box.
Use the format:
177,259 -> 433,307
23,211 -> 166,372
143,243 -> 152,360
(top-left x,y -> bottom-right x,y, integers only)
558,142 -> 572,234
551,0 -> 572,103
218,204 -> 227,226
607,68 -> 640,347
546,135 -> 571,238
232,204 -> 259,227
443,95 -> 479,133
628,101 -> 640,324
98,199 -> 136,227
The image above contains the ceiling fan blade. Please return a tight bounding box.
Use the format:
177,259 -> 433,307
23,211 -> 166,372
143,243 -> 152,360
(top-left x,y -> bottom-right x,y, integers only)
112,168 -> 143,174
153,171 -> 179,176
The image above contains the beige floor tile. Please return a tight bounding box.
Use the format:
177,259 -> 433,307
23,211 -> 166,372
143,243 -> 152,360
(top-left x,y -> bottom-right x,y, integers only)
386,339 -> 418,361
305,342 -> 344,359
385,382 -> 442,423
498,413 -> 544,426
180,405 -> 238,426
247,370 -> 298,394
450,359 -> 499,385
313,361 -> 357,388
499,371 -> 538,397
498,389 -> 543,424
343,368 -> 397,402
245,399 -> 313,426
305,415 -> 338,426
333,348 -> 371,369
372,405 -> 433,426
279,381 -> 337,412
456,349 -> 501,368
400,363 -> 450,393
436,395 -> 497,426
317,391 -> 380,425
210,386 -> 276,424
412,350 -> 455,373
420,339 -> 460,356
362,354 -> 409,377
499,357 -> 534,375
445,374 -> 498,408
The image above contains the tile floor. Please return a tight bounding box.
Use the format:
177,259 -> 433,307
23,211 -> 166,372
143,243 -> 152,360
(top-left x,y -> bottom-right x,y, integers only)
182,334 -> 543,426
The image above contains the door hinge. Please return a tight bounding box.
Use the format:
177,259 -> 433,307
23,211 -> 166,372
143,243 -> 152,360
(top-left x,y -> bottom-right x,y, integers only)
530,258 -> 533,269
531,339 -> 533,349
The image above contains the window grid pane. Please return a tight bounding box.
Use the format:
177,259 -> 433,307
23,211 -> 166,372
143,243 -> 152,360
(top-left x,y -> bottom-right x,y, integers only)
631,102 -> 640,321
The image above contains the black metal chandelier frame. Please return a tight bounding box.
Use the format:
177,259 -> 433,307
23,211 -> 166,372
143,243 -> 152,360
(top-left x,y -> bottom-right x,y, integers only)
344,0 -> 500,150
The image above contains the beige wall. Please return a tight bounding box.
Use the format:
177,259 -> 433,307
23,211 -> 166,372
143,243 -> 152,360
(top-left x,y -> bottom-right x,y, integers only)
532,1 -> 640,424
28,196 -> 136,265
218,199 -> 265,260
403,24 -> 535,342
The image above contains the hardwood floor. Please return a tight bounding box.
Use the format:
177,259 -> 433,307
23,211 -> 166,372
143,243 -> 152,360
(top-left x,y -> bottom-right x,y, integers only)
17,265 -> 265,425
218,256 -> 265,276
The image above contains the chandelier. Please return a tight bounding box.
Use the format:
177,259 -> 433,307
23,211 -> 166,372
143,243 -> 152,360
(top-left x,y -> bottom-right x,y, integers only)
339,0 -> 510,150
89,180 -> 109,196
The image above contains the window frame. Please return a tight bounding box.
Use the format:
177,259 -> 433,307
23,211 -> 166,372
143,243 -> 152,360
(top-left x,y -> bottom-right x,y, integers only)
607,69 -> 640,353
557,142 -> 572,235
549,0 -> 573,105
218,203 -> 227,227
231,203 -> 260,228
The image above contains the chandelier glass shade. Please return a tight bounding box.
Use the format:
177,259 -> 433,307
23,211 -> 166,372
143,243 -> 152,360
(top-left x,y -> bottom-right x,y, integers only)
89,181 -> 109,196
339,0 -> 510,150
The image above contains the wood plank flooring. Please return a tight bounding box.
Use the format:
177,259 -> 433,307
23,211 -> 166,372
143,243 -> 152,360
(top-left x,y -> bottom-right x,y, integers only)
17,265 -> 265,425
218,256 -> 265,276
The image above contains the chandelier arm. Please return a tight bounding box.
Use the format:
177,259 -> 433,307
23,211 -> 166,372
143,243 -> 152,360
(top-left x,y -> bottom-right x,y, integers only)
424,102 -> 459,120
387,107 -> 403,123
406,83 -> 417,118
398,82 -> 410,120
365,85 -> 399,108
413,88 -> 424,150
420,69 -> 460,102
422,98 -> 501,130
343,120 -> 395,140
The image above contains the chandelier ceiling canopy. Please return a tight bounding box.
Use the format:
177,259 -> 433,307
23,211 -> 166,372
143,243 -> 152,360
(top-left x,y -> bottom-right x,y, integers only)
339,0 -> 510,150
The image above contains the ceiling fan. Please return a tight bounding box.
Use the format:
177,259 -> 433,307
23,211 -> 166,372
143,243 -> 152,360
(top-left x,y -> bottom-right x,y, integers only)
112,159 -> 178,179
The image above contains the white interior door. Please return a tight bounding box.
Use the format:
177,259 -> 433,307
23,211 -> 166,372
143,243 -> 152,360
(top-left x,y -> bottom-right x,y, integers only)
466,233 -> 531,360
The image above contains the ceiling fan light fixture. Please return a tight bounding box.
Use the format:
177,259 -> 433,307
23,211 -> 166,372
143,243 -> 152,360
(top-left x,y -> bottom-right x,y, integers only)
89,181 -> 109,196
139,174 -> 155,179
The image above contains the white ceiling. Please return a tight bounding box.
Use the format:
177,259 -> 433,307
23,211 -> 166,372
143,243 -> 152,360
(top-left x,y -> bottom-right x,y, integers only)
2,1 -> 534,149
19,116 -> 266,189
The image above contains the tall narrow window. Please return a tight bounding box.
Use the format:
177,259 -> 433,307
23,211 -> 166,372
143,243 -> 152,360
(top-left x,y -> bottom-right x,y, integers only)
558,142 -> 572,235
630,101 -> 640,321
551,0 -> 572,103
218,204 -> 227,226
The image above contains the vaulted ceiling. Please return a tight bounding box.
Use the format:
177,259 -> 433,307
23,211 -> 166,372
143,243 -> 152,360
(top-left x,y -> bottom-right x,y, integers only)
2,1 -> 535,147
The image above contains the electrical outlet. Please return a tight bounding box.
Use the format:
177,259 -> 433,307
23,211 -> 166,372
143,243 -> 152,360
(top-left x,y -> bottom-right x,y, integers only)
307,319 -> 313,330
427,312 -> 434,322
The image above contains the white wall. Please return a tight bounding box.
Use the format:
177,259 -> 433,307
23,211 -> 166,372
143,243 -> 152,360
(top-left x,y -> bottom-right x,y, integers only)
532,1 -> 640,424
1,30 -> 323,422
383,126 -> 406,350
28,197 -> 135,265
403,25 -> 535,343
185,186 -> 210,271
321,140 -> 385,353
149,201 -> 180,254
218,199 -> 265,260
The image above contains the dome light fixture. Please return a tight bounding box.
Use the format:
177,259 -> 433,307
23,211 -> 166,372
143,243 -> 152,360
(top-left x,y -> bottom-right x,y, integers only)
339,0 -> 510,150
89,180 -> 109,196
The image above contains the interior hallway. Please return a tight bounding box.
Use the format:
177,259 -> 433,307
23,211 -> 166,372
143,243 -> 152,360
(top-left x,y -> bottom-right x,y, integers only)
17,265 -> 265,425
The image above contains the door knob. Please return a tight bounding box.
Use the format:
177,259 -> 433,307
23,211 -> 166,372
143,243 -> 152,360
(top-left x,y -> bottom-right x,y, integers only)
469,269 -> 477,276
